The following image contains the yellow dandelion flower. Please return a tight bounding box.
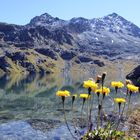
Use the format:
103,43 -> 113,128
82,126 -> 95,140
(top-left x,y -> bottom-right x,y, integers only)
101,87 -> 110,95
95,88 -> 102,97
127,84 -> 139,92
101,72 -> 107,82
95,87 -> 110,96
114,98 -> 126,103
80,94 -> 90,99
83,80 -> 98,90
111,81 -> 124,88
95,89 -> 102,94
56,90 -> 70,97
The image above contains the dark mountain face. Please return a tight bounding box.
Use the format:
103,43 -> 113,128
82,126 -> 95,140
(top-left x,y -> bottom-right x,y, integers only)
0,12 -> 140,67
1,13 -> 140,53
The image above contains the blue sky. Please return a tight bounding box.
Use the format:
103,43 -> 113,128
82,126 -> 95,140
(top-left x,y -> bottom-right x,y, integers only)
0,0 -> 140,27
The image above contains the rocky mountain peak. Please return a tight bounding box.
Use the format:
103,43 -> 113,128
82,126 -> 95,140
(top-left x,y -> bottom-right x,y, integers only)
29,13 -> 65,27
106,12 -> 120,18
103,12 -> 128,24
87,12 -> 140,37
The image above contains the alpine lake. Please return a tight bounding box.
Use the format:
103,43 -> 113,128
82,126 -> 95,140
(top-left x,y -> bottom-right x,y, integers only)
0,70 -> 140,140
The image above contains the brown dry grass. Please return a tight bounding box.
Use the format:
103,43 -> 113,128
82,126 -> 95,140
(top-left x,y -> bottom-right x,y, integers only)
127,108 -> 140,139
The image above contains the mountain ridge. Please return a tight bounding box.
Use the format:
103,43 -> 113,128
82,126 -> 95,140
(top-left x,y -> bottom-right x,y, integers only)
0,12 -> 140,75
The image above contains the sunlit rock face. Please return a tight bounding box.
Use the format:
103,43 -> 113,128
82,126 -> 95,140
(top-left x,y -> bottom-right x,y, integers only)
0,12 -> 140,73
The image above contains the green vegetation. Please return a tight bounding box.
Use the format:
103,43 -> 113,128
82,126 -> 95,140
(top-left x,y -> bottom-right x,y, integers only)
0,48 -> 55,74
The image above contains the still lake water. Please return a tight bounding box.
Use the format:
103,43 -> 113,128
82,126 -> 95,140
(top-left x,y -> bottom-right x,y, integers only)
0,72 -> 140,140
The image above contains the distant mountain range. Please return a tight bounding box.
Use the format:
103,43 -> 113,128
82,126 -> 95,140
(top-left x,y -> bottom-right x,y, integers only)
0,12 -> 140,75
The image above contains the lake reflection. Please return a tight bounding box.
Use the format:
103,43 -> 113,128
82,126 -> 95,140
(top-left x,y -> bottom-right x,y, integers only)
0,72 -> 140,125
0,72 -> 87,124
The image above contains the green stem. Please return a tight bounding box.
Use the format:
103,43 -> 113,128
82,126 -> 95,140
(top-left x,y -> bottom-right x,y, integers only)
62,97 -> 77,139
87,88 -> 91,129
115,86 -> 118,94
97,94 -> 100,129
126,92 -> 131,118
116,102 -> 126,130
116,90 -> 128,130
81,98 -> 86,128
100,82 -> 104,126
88,93 -> 94,131
97,104 -> 102,129
118,103 -> 121,116
71,97 -> 79,135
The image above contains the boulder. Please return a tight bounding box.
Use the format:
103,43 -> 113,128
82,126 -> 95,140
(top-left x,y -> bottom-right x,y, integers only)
27,119 -> 61,132
60,51 -> 76,60
126,65 -> 140,86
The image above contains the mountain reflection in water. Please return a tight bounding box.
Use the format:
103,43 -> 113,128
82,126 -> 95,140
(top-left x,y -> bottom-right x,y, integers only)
0,71 -> 139,125
0,72 -> 85,124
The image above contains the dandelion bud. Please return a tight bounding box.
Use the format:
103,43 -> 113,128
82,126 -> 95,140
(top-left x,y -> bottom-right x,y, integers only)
125,79 -> 132,85
101,72 -> 107,84
96,75 -> 102,83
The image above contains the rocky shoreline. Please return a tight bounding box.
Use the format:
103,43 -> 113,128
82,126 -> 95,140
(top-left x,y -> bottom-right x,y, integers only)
27,119 -> 62,133
0,109 -> 140,140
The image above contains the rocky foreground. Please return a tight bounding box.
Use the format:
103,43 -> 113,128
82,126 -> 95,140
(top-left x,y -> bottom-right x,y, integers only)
0,108 -> 140,140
